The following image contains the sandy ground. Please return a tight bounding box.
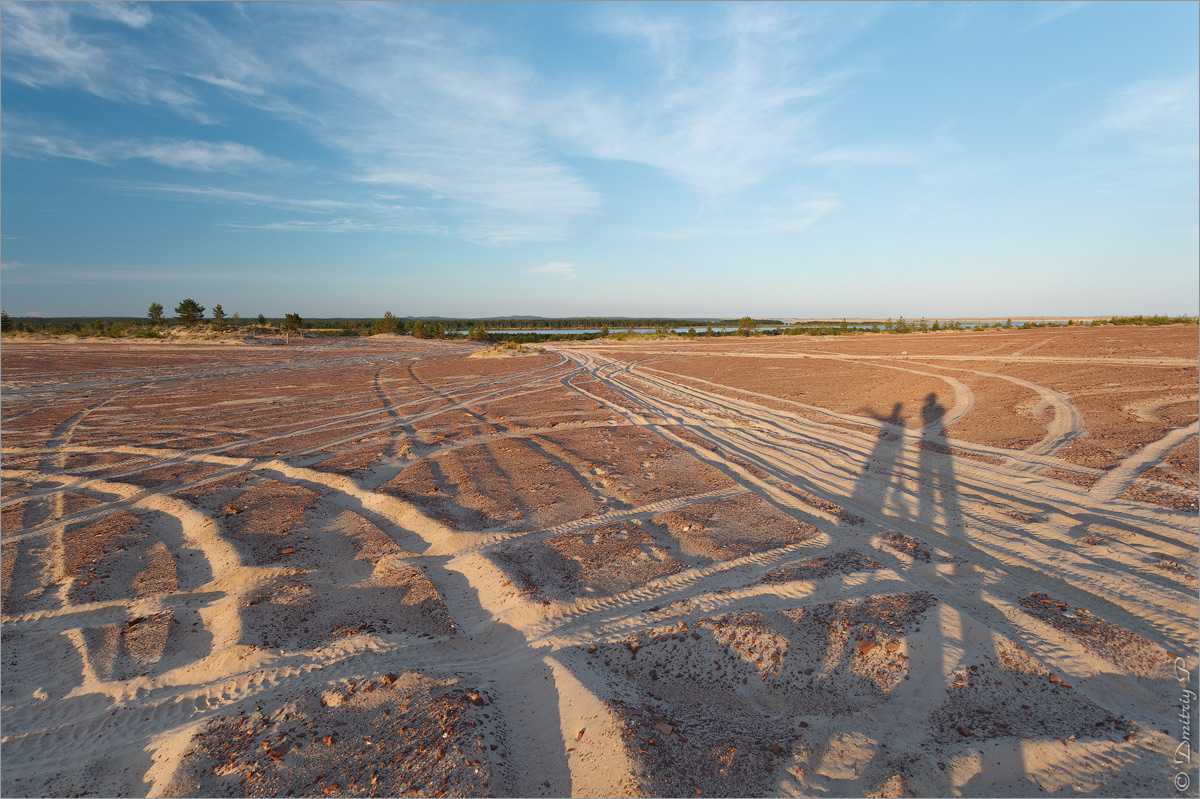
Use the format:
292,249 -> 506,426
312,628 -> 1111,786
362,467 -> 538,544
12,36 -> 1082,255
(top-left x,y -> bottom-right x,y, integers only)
1,326 -> 1196,798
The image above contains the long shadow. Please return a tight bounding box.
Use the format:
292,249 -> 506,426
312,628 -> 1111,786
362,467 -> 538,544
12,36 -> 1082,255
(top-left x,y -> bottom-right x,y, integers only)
915,392 -> 1013,792
836,393 -> 1144,794
804,393 -> 1024,794
847,402 -> 909,520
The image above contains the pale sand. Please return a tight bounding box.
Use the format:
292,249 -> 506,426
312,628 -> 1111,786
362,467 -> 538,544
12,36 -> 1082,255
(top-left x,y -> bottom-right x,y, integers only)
1,327 -> 1196,797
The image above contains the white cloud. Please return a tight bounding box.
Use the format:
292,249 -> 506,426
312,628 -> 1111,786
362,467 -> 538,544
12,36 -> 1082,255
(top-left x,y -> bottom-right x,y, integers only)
525,261 -> 577,279
0,3 -> 893,244
0,3 -> 214,122
4,132 -> 111,164
113,183 -> 446,237
624,197 -> 839,240
280,3 -> 602,243
1025,1 -> 1088,30
225,218 -> 448,236
135,140 -> 280,171
805,147 -> 920,166
1103,75 -> 1199,133
109,183 -> 354,213
82,2 -> 153,29
543,3 -> 885,198
0,263 -> 249,286
4,128 -> 284,172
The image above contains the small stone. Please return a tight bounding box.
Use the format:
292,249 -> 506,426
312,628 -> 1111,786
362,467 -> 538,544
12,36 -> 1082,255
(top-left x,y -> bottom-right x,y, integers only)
576,728 -> 585,741
587,645 -> 597,654
798,721 -> 809,728
468,692 -> 486,706
655,723 -> 674,735
857,640 -> 877,656
1049,675 -> 1060,683
957,726 -> 972,738
884,641 -> 901,652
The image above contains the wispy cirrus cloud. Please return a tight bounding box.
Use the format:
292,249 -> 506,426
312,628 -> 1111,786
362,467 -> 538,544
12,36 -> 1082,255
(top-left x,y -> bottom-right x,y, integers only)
5,129 -> 286,172
524,261 -> 577,279
1102,75 -> 1199,133
225,218 -> 448,236
1,2 -> 896,244
0,262 -> 250,286
624,197 -> 839,240
278,3 -> 602,242
0,2 -> 218,122
108,183 -> 357,213
544,3 -> 888,197
805,147 -> 920,166
113,183 -> 447,237
1025,1 -> 1088,30
1097,74 -> 1199,165
83,1 -> 153,29
135,140 -> 282,172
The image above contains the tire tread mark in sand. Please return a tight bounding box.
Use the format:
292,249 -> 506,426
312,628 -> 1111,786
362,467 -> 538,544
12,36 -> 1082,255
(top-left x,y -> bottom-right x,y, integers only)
558,348 -> 1197,658
1089,421 -> 1200,502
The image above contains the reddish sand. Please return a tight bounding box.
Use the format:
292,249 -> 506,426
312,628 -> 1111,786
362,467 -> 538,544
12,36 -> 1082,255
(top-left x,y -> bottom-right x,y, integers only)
1,327 -> 1196,797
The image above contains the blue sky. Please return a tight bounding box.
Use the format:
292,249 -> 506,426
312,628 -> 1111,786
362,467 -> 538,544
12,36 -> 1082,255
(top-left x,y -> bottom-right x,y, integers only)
2,1 -> 1197,319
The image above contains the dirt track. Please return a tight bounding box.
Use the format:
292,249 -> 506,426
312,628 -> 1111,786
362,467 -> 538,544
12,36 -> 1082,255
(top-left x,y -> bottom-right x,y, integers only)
1,326 -> 1197,797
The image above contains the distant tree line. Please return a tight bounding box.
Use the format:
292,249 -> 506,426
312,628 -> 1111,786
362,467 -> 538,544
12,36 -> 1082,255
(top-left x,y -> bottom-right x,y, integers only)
3,306 -> 1196,339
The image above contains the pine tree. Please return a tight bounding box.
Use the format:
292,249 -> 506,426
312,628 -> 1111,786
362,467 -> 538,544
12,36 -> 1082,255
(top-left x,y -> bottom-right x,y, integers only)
377,311 -> 397,334
148,302 -> 164,325
175,298 -> 205,326
212,304 -> 227,331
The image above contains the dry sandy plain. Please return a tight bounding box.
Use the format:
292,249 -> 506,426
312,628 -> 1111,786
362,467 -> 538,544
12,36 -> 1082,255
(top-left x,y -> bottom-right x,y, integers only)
1,325 -> 1196,798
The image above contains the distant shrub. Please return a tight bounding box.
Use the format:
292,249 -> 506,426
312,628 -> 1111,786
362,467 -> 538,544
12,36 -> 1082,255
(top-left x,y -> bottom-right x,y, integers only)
1110,314 -> 1197,326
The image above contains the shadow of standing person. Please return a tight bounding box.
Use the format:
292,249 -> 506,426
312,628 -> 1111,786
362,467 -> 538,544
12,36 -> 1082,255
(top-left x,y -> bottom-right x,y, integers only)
849,402 -> 910,522
916,392 -> 961,533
